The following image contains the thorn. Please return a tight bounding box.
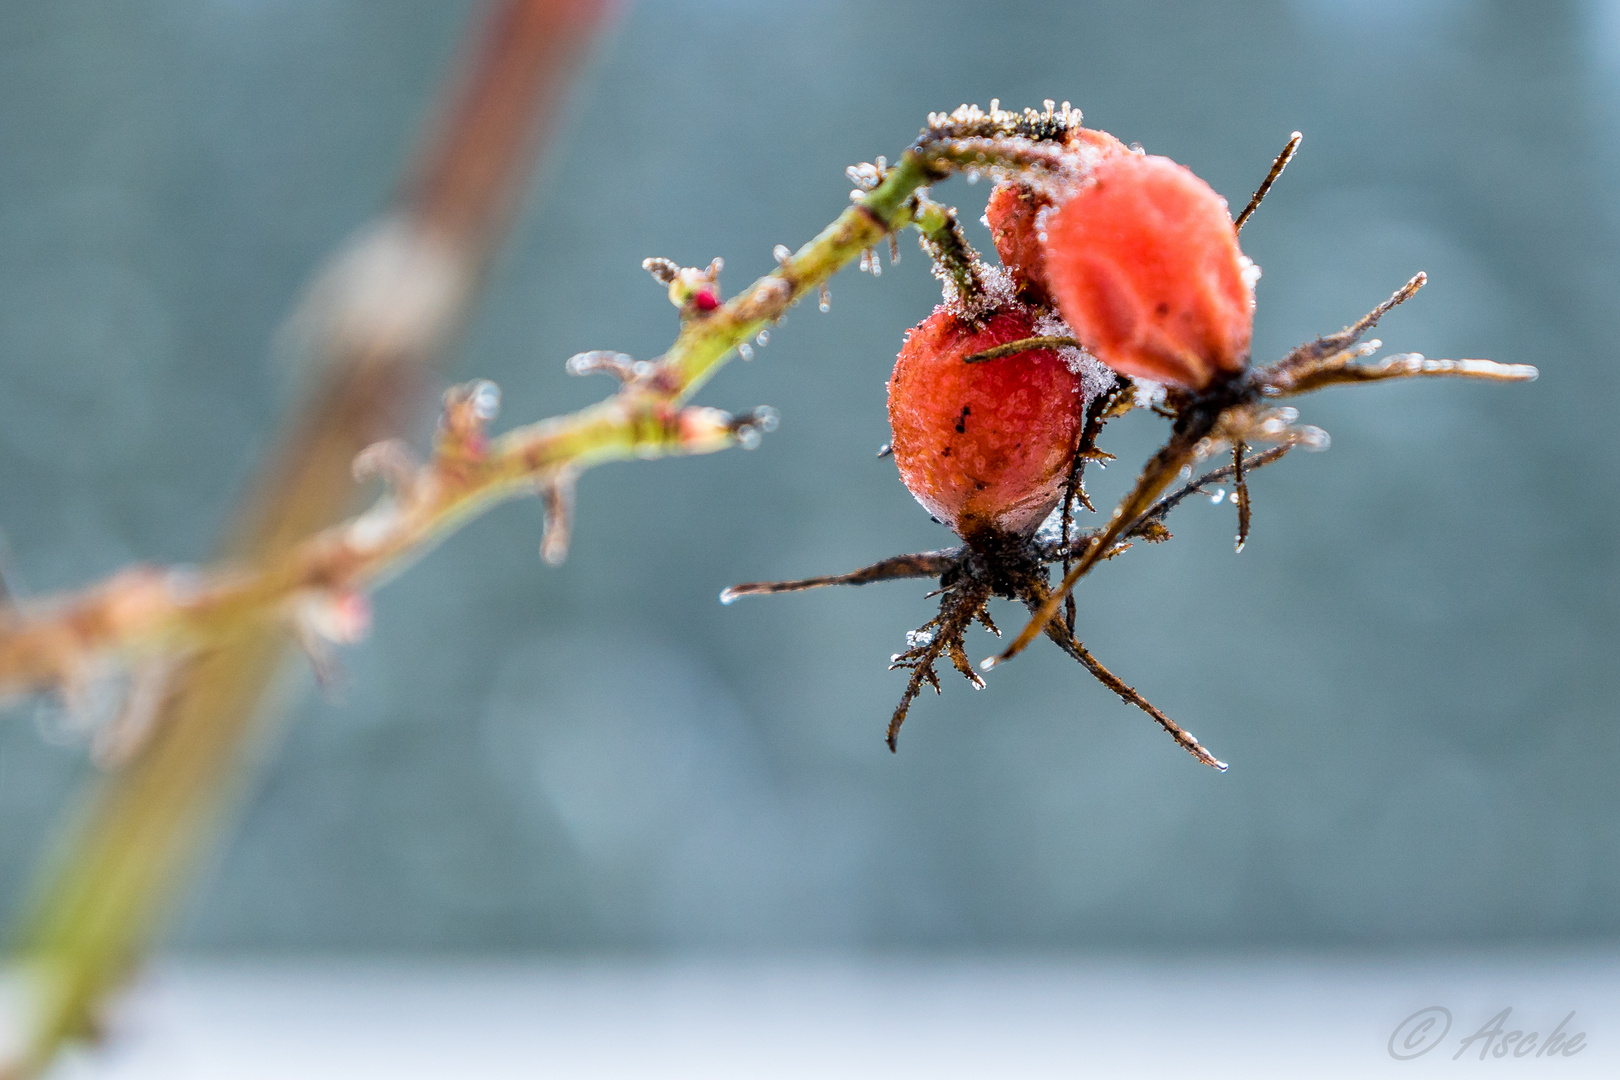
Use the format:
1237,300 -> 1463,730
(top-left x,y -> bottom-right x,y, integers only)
352,438 -> 420,494
642,256 -> 680,284
539,471 -> 577,566
1234,130 -> 1302,234
565,350 -> 639,381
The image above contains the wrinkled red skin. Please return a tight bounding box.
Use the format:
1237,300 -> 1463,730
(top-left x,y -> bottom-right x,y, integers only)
888,305 -> 1088,539
1042,152 -> 1253,390
986,127 -> 1128,303
985,184 -> 1052,303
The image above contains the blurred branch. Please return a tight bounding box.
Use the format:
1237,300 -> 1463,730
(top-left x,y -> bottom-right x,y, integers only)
3,1 -> 611,1074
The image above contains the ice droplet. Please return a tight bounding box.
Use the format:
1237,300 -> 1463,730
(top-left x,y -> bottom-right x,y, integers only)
719,587 -> 741,605
736,426 -> 762,450
773,244 -> 792,265
752,406 -> 780,433
1295,425 -> 1331,451
1210,488 -> 1226,504
470,380 -> 501,421
965,170 -> 981,185
818,283 -> 831,313
738,342 -> 755,361
755,329 -> 770,346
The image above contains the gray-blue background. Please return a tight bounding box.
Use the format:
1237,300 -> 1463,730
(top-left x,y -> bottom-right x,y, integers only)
0,0 -> 1615,952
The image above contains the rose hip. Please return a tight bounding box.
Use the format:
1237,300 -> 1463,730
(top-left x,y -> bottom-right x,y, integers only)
985,127 -> 1128,303
1042,152 -> 1254,390
888,303 -> 1088,539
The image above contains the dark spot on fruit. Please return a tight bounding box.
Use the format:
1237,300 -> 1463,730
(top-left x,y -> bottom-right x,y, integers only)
940,446 -> 952,457
955,405 -> 971,434
1154,301 -> 1170,317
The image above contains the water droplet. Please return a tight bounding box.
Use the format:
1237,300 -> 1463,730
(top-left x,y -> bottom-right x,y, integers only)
752,406 -> 780,433
738,342 -> 755,361
1210,488 -> 1226,504
773,244 -> 792,265
965,170 -> 981,185
736,426 -> 762,450
818,283 -> 831,313
755,329 -> 770,346
719,587 -> 740,605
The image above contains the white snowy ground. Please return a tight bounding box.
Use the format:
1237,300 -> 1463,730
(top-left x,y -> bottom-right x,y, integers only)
7,950 -> 1617,1078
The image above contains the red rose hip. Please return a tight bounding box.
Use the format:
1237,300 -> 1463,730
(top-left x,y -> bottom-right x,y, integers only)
985,127 -> 1128,303
1042,152 -> 1255,390
888,303 -> 1091,539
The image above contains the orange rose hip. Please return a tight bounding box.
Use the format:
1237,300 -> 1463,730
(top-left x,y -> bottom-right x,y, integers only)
1042,152 -> 1255,390
888,304 -> 1091,539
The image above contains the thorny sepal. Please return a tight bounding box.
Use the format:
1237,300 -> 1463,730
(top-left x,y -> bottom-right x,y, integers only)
723,440 -> 1299,765
992,273 -> 1540,669
886,577 -> 993,751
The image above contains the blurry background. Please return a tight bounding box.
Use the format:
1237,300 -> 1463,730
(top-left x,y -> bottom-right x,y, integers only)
0,0 -> 1615,961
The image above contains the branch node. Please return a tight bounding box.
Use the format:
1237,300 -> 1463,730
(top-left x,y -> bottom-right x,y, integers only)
435,379 -> 501,460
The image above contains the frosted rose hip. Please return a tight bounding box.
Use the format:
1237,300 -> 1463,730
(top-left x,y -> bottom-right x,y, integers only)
1042,152 -> 1253,390
985,127 -> 1128,302
888,305 -> 1088,538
